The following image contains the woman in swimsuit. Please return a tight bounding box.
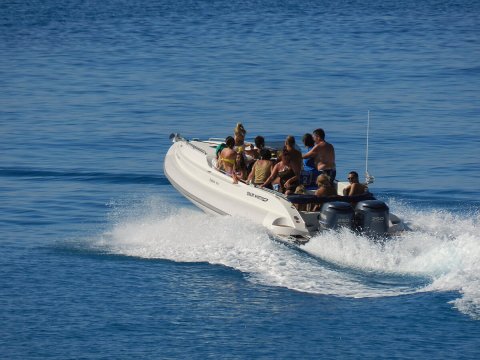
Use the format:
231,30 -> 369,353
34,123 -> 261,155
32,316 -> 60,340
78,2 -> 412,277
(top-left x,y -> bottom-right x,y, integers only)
261,151 -> 298,193
233,122 -> 247,154
247,148 -> 273,187
315,174 -> 337,197
235,152 -> 248,181
283,136 -> 302,194
312,174 -> 337,211
218,136 -> 238,183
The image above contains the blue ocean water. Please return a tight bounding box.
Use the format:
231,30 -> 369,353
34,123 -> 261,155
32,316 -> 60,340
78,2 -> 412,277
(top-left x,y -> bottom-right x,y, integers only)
1,0 -> 480,358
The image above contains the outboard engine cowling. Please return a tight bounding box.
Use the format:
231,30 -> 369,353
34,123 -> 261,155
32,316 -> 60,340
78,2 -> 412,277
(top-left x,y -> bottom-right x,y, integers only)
355,200 -> 389,237
319,202 -> 354,231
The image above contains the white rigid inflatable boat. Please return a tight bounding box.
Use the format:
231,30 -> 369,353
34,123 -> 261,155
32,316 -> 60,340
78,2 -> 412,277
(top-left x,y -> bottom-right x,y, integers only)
164,134 -> 407,245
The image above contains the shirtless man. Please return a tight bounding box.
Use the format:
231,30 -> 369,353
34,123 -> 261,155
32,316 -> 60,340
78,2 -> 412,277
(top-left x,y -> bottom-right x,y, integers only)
218,136 -> 238,183
302,128 -> 336,183
343,171 -> 368,196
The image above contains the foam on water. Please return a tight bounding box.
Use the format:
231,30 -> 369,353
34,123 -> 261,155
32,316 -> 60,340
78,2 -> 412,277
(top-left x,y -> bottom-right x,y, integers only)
95,196 -> 480,319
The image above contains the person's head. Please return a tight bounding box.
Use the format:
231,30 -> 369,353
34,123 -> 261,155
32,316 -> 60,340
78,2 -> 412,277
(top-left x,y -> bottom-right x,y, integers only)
348,171 -> 359,183
285,135 -> 295,148
294,185 -> 306,195
281,150 -> 291,164
234,123 -> 246,137
316,174 -> 331,187
259,148 -> 271,160
313,128 -> 325,142
236,152 -> 244,163
225,136 -> 235,148
254,135 -> 265,149
302,133 -> 315,148
234,123 -> 246,145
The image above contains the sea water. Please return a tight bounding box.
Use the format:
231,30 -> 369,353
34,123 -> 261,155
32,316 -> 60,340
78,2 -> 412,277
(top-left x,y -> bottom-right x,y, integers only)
1,0 -> 480,358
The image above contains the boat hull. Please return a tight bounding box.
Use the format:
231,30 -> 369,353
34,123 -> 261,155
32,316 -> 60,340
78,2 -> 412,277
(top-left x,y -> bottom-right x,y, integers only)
164,138 -> 312,239
164,136 -> 407,243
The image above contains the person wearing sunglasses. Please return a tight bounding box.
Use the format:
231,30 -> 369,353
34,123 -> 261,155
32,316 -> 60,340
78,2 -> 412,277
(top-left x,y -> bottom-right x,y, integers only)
343,171 -> 368,196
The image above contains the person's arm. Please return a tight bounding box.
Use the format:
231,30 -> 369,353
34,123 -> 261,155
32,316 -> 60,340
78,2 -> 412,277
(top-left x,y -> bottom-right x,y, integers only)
247,162 -> 256,183
302,144 -> 318,159
231,162 -> 238,184
343,185 -> 351,196
312,187 -> 325,211
285,159 -> 302,188
284,174 -> 298,189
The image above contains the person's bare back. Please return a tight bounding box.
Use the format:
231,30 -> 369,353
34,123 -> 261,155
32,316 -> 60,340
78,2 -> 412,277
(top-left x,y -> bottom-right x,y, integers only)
218,136 -> 238,183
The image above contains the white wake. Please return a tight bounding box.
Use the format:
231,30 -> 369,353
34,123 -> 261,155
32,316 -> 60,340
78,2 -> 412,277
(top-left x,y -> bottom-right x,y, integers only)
94,196 -> 480,319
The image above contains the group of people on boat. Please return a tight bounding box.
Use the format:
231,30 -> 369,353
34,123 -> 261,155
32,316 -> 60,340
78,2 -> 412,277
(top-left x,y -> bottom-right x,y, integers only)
216,123 -> 368,200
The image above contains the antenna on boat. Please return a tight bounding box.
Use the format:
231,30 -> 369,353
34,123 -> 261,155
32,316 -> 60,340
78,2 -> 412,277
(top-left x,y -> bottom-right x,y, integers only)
365,110 -> 375,185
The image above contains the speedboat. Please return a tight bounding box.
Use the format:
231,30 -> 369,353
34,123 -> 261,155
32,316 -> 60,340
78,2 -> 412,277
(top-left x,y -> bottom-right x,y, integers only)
164,134 -> 407,245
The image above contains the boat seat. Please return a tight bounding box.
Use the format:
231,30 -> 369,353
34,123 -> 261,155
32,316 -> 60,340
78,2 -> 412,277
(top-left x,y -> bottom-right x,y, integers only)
287,192 -> 375,205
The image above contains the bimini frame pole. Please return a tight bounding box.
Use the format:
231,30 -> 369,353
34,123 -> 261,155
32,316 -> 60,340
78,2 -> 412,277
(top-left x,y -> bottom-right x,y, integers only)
365,110 -> 375,184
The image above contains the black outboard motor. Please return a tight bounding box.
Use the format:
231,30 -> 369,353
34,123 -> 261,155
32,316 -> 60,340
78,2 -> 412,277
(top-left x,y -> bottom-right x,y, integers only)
354,200 -> 389,237
319,202 -> 354,231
